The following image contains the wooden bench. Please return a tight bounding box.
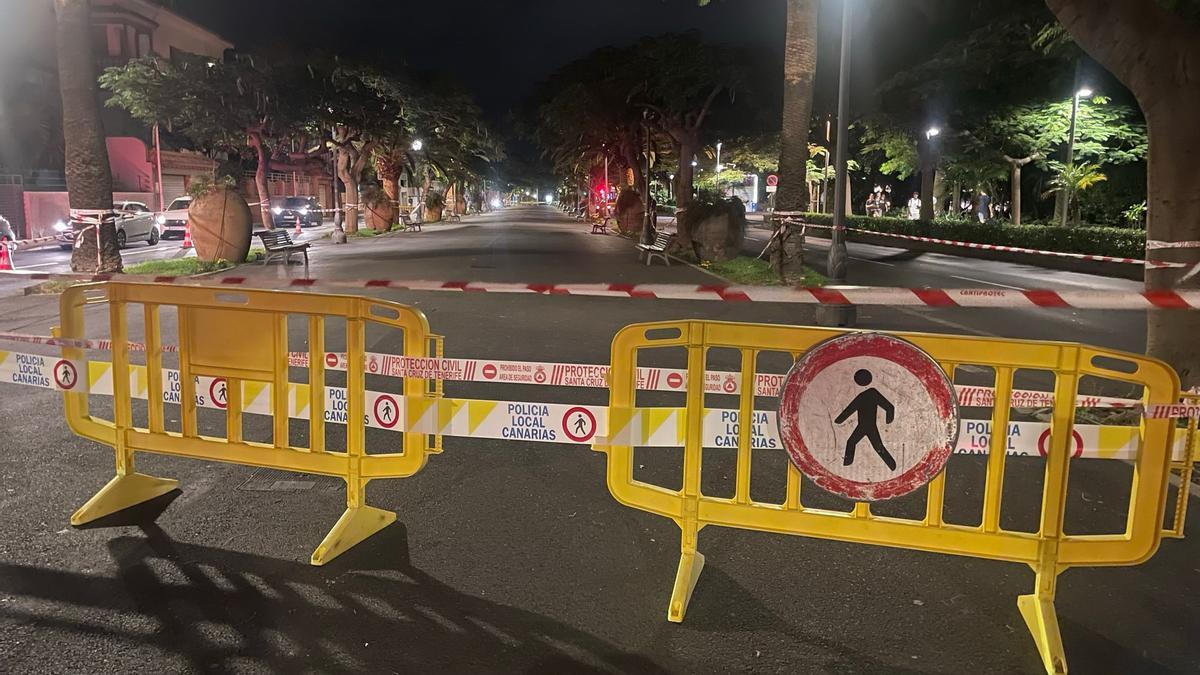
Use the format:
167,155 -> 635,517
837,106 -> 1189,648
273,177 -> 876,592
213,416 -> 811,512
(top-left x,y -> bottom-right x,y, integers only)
255,229 -> 310,266
636,231 -> 673,266
399,212 -> 421,232
591,217 -> 610,234
446,212 -> 462,222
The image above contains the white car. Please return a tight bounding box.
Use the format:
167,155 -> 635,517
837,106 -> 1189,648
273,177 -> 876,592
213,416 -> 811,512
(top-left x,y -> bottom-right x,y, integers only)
54,200 -> 161,250
157,196 -> 193,240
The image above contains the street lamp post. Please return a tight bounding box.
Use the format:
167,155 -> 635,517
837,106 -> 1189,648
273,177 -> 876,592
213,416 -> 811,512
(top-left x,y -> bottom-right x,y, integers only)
715,141 -> 723,195
818,0 -> 856,327
1061,87 -> 1093,227
603,144 -> 610,220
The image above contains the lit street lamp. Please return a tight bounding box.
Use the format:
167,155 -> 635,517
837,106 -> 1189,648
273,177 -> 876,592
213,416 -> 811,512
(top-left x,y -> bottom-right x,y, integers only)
925,127 -> 941,140
411,139 -> 424,151
1062,87 -> 1093,226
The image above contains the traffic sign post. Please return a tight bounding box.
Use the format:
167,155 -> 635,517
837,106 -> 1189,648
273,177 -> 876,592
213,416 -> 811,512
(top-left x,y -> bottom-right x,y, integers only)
777,333 -> 959,501
765,174 -> 778,194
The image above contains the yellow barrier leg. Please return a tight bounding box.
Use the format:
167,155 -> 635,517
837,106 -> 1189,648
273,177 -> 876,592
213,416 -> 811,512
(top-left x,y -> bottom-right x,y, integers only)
1017,560 -> 1067,674
71,473 -> 179,526
668,516 -> 704,622
310,502 -> 396,566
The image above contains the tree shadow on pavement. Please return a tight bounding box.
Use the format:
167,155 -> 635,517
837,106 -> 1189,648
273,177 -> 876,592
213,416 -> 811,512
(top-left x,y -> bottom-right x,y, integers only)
1,493 -> 669,674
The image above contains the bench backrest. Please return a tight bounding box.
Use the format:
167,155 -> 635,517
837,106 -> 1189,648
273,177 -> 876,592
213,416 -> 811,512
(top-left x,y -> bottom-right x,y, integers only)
257,229 -> 294,248
653,232 -> 672,248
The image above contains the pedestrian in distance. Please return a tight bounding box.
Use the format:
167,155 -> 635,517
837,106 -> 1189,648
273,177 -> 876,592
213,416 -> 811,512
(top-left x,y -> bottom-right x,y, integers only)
976,190 -> 993,223
907,192 -> 921,220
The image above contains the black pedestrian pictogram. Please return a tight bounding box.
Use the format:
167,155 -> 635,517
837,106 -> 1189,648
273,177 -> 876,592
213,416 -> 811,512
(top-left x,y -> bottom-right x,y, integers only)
573,414 -> 589,435
380,401 -> 394,423
835,369 -> 897,470
58,363 -> 75,387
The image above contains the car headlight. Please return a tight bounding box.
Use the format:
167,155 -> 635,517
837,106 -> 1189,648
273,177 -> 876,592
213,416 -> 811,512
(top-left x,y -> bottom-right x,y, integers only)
53,220 -> 70,232
156,215 -> 166,225
272,206 -> 283,215
299,207 -> 309,215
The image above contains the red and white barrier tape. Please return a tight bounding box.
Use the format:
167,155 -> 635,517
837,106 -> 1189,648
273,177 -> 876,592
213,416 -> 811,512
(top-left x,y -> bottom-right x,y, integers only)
1,271 -> 1198,310
4,331 -> 1196,419
799,221 -> 1192,269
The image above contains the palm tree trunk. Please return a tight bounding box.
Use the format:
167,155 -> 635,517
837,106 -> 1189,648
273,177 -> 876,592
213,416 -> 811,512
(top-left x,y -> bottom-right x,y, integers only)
775,0 -> 819,214
55,0 -> 120,273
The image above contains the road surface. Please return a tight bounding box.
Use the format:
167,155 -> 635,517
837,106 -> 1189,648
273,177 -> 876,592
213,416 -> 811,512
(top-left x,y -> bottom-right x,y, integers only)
0,207 -> 1195,674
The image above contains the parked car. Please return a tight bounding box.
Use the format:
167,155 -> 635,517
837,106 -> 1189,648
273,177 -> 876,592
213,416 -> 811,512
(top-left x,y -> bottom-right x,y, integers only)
54,200 -> 161,250
271,196 -> 323,228
157,195 -> 193,240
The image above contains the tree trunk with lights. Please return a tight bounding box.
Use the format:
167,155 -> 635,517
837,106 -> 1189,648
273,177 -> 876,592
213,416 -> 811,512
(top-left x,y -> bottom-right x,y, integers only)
54,0 -> 121,273
1043,0 -> 1200,387
248,130 -> 274,229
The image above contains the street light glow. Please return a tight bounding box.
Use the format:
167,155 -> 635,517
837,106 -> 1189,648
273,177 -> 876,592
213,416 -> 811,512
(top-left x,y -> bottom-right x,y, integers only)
411,140 -> 424,151
926,127 -> 941,139
1077,87 -> 1094,98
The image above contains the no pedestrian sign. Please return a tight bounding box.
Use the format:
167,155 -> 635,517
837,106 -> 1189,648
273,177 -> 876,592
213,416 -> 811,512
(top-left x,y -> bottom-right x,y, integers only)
777,333 -> 959,501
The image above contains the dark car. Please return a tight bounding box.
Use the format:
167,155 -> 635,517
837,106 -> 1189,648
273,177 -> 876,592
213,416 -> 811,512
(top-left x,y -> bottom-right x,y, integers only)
271,197 -> 323,228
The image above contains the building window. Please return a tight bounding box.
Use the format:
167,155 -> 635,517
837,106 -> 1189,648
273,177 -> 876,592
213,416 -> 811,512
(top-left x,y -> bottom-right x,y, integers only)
138,33 -> 151,57
106,25 -> 123,57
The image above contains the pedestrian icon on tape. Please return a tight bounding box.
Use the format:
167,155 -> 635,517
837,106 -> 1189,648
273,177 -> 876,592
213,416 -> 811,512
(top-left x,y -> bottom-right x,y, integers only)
53,359 -> 78,390
835,369 -> 897,470
561,406 -> 597,443
573,414 -> 588,436
373,395 -> 400,429
380,400 -> 395,423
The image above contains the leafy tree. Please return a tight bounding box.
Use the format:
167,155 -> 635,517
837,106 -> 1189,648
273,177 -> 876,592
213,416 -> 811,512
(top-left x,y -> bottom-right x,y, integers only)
55,0 -> 120,273
102,54 -> 302,231
1043,0 -> 1200,385
1041,161 -> 1107,224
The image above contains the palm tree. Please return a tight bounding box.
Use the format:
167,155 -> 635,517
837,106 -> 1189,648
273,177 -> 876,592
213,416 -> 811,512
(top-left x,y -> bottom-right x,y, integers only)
54,0 -> 120,273
1042,162 -> 1107,225
775,0 -> 820,214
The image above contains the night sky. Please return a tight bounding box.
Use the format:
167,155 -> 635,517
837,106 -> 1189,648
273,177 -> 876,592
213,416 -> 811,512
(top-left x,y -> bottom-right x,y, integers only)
176,0 -> 957,121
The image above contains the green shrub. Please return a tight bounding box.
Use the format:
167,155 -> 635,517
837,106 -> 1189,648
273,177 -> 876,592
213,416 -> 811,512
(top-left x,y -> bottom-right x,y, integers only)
799,213 -> 1145,259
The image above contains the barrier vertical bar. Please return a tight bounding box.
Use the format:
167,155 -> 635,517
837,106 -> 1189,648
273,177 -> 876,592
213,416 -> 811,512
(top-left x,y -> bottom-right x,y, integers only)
734,348 -> 756,505
271,314 -> 289,447
785,464 -> 802,511
668,323 -> 706,623
226,378 -> 243,444
1018,356 -> 1078,675
311,314 -> 395,565
308,316 -> 325,454
982,367 -> 1014,533
926,362 -> 956,527
144,304 -> 164,434
178,314 -> 197,439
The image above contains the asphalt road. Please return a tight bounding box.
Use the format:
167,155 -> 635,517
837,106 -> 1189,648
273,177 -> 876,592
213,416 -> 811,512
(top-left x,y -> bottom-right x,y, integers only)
1,206 -> 1196,674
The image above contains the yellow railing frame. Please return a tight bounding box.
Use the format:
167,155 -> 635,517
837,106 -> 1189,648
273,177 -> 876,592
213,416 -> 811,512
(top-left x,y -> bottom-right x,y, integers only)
599,320 -> 1179,675
58,282 -> 435,565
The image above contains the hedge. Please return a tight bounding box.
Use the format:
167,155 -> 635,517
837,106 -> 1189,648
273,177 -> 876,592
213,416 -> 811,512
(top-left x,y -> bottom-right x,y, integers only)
799,213 -> 1146,259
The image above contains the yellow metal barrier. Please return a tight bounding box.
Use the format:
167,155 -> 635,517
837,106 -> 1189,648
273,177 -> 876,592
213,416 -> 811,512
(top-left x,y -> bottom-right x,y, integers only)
1164,393 -> 1199,539
600,320 -> 1179,675
58,282 -> 434,565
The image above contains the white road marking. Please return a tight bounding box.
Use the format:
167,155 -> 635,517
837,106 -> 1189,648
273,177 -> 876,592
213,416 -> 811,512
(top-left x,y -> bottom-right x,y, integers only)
950,275 -> 1026,291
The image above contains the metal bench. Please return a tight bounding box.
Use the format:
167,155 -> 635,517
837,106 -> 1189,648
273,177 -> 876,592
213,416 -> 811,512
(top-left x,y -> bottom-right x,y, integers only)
255,229 -> 310,266
591,217 -> 610,234
636,231 -> 673,266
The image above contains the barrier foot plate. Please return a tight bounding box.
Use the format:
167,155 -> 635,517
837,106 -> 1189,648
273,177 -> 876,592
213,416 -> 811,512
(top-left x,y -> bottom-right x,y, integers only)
1017,593 -> 1068,674
71,473 -> 179,526
311,506 -> 396,566
667,550 -> 705,623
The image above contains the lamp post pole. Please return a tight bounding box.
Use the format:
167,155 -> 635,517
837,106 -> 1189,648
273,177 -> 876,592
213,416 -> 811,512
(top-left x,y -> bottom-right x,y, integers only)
1061,87 -> 1091,227
818,0 -> 856,327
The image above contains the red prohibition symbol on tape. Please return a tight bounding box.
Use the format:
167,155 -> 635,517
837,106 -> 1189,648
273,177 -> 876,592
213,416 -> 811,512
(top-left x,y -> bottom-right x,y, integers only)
373,395 -> 400,429
777,333 -> 959,502
482,363 -> 497,380
667,372 -> 684,389
53,359 -> 78,390
562,406 -> 597,443
210,378 -> 228,409
325,353 -> 339,368
1037,428 -> 1085,459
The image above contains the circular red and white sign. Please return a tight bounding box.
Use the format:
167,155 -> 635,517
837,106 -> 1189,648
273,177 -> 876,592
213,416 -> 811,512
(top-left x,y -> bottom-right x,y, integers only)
325,353 -> 339,368
1037,428 -> 1084,459
482,363 -> 497,380
561,406 -> 597,443
667,372 -> 684,389
722,375 -> 737,394
777,333 -> 958,501
373,395 -> 400,429
766,174 -> 779,187
210,378 -> 228,409
53,359 -> 78,390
